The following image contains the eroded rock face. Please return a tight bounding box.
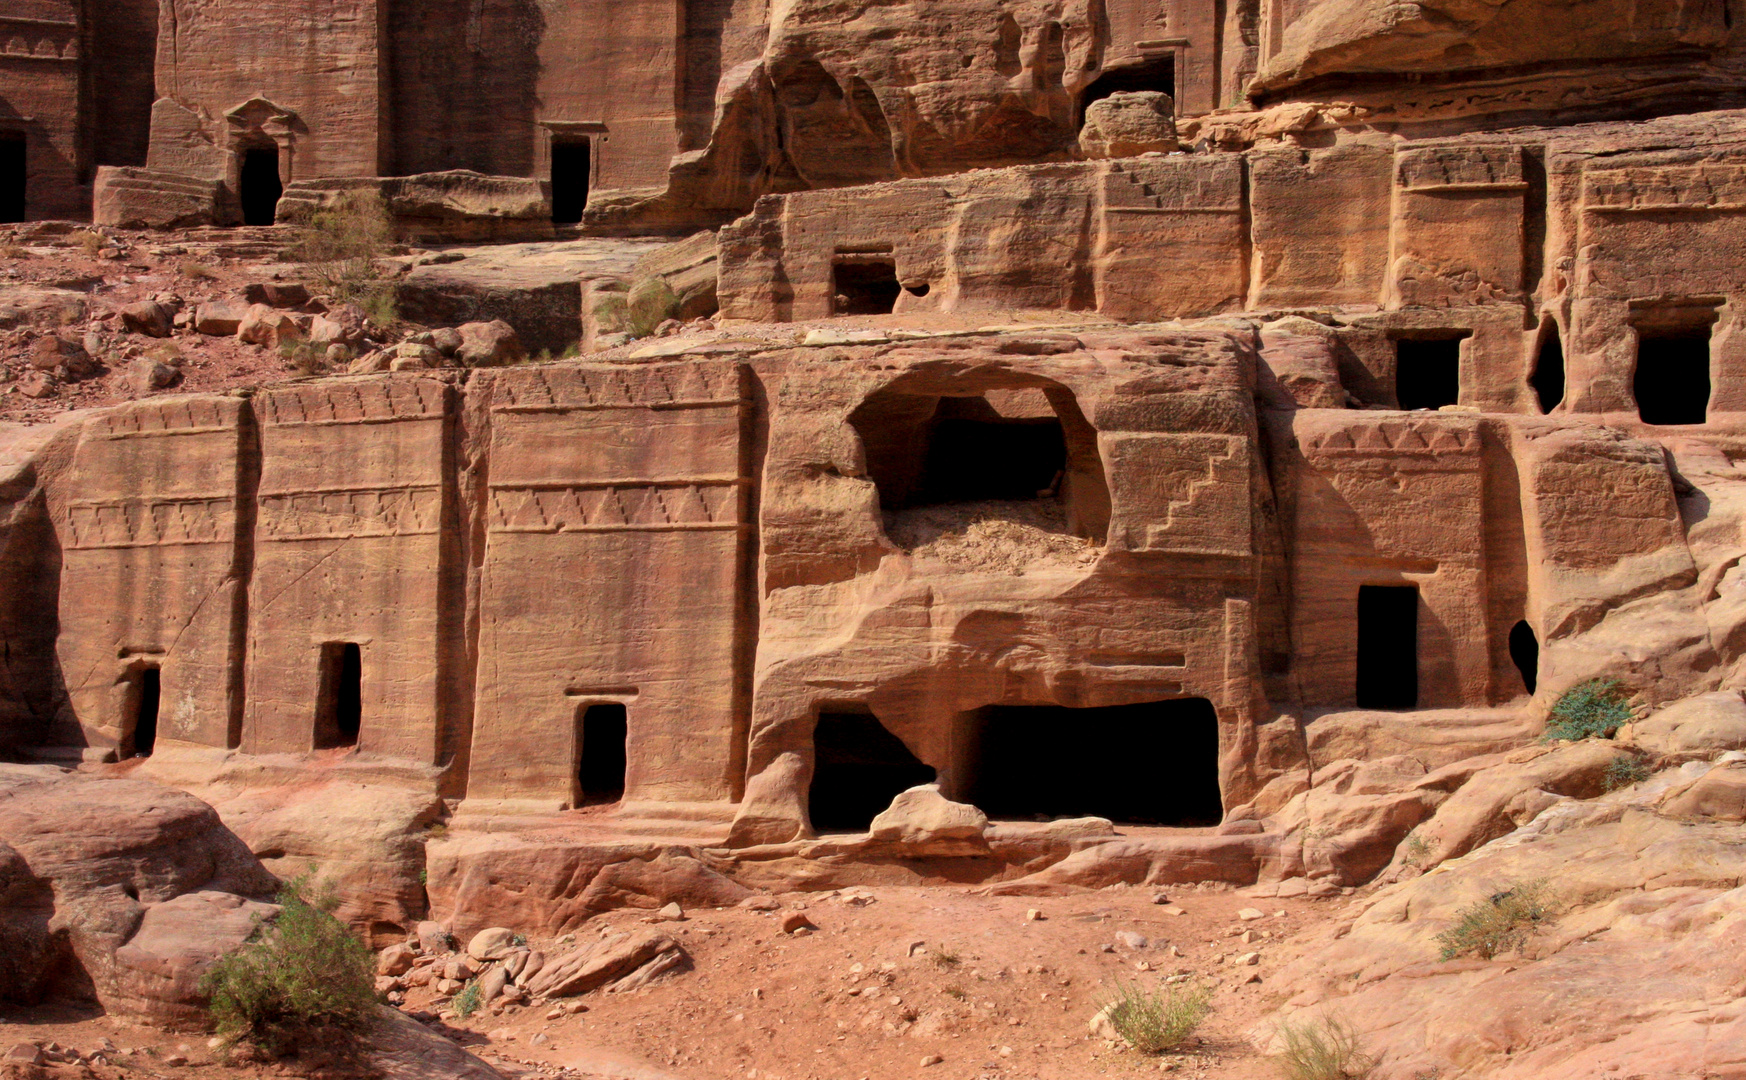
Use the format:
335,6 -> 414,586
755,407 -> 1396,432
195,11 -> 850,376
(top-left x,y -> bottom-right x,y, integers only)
0,765 -> 276,1017
1257,754 -> 1746,1080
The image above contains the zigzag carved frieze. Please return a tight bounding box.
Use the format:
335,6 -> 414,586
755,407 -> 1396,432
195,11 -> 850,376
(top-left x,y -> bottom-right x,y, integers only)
492,362 -> 745,413
63,497 -> 234,550
487,479 -> 746,533
256,381 -> 448,426
257,485 -> 444,541
1301,420 -> 1480,459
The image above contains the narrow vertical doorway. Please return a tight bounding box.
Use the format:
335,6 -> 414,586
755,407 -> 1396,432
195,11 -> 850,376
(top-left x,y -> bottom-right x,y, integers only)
576,703 -> 627,805
551,138 -> 590,225
1356,585 -> 1419,708
314,643 -> 362,749
0,133 -> 23,224
121,666 -> 160,758
239,146 -> 282,226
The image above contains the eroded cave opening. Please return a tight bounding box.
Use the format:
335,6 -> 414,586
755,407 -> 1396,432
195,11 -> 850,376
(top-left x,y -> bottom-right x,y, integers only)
963,699 -> 1221,826
1633,308 -> 1716,425
576,702 -> 628,805
809,708 -> 936,833
833,253 -> 901,315
1394,334 -> 1466,410
1531,318 -> 1565,414
1079,56 -> 1177,124
1356,585 -> 1418,709
0,133 -> 23,224
239,146 -> 282,227
849,380 -> 1111,548
314,643 -> 362,749
121,666 -> 159,759
1509,619 -> 1539,695
551,137 -> 590,225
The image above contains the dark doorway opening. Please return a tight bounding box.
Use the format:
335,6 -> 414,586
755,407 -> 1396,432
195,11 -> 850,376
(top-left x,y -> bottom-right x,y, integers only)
1394,336 -> 1465,411
122,666 -> 160,758
833,255 -> 901,315
1079,56 -> 1177,124
314,643 -> 362,749
1634,326 -> 1712,426
809,709 -> 936,833
0,133 -> 23,224
1509,619 -> 1539,695
239,147 -> 282,226
966,699 -> 1221,826
1530,319 -> 1565,414
576,703 -> 628,805
551,138 -> 590,225
918,412 -> 1067,506
1357,585 -> 1418,709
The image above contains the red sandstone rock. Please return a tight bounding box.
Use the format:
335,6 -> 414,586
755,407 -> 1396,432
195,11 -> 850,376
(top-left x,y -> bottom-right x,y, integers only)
119,302 -> 172,339
455,320 -> 524,367
0,765 -> 276,1016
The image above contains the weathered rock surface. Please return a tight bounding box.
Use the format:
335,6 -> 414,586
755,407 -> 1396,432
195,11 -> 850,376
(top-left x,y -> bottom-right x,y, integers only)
0,765 -> 276,1014
523,928 -> 686,999
1260,753 -> 1746,1079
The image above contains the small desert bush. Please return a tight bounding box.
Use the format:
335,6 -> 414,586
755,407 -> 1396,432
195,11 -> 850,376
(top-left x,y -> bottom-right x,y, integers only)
1543,679 -> 1634,742
179,260 -> 218,281
0,244 -> 29,260
199,879 -> 376,1054
280,340 -> 327,376
451,979 -> 483,1019
1273,1014 -> 1375,1080
1436,881 -> 1553,961
931,947 -> 962,969
1103,981 -> 1212,1054
290,192 -> 398,329
71,229 -> 105,257
1604,755 -> 1653,791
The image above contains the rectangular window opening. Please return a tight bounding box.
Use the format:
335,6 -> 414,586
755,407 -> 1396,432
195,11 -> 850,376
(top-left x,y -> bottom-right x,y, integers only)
1634,313 -> 1715,426
1356,585 -> 1418,709
576,703 -> 628,806
0,133 -> 24,224
1394,335 -> 1466,411
833,254 -> 900,316
551,138 -> 591,225
122,666 -> 160,758
314,643 -> 361,749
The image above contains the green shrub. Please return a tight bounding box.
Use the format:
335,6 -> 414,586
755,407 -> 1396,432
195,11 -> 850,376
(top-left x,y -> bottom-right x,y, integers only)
1603,755 -> 1653,791
1273,1013 -> 1375,1080
1102,981 -> 1212,1054
627,276 -> 679,337
199,879 -> 377,1053
451,980 -> 482,1019
290,192 -> 398,330
1543,679 -> 1634,742
1436,881 -> 1553,961
280,340 -> 327,376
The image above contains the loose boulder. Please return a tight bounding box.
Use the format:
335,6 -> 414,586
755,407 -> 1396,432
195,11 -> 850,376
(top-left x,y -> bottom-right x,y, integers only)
868,784 -> 990,853
455,320 -> 524,367
1078,92 -> 1179,159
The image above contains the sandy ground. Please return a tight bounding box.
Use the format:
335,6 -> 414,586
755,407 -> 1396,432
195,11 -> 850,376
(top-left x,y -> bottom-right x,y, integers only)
0,883 -> 1354,1080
